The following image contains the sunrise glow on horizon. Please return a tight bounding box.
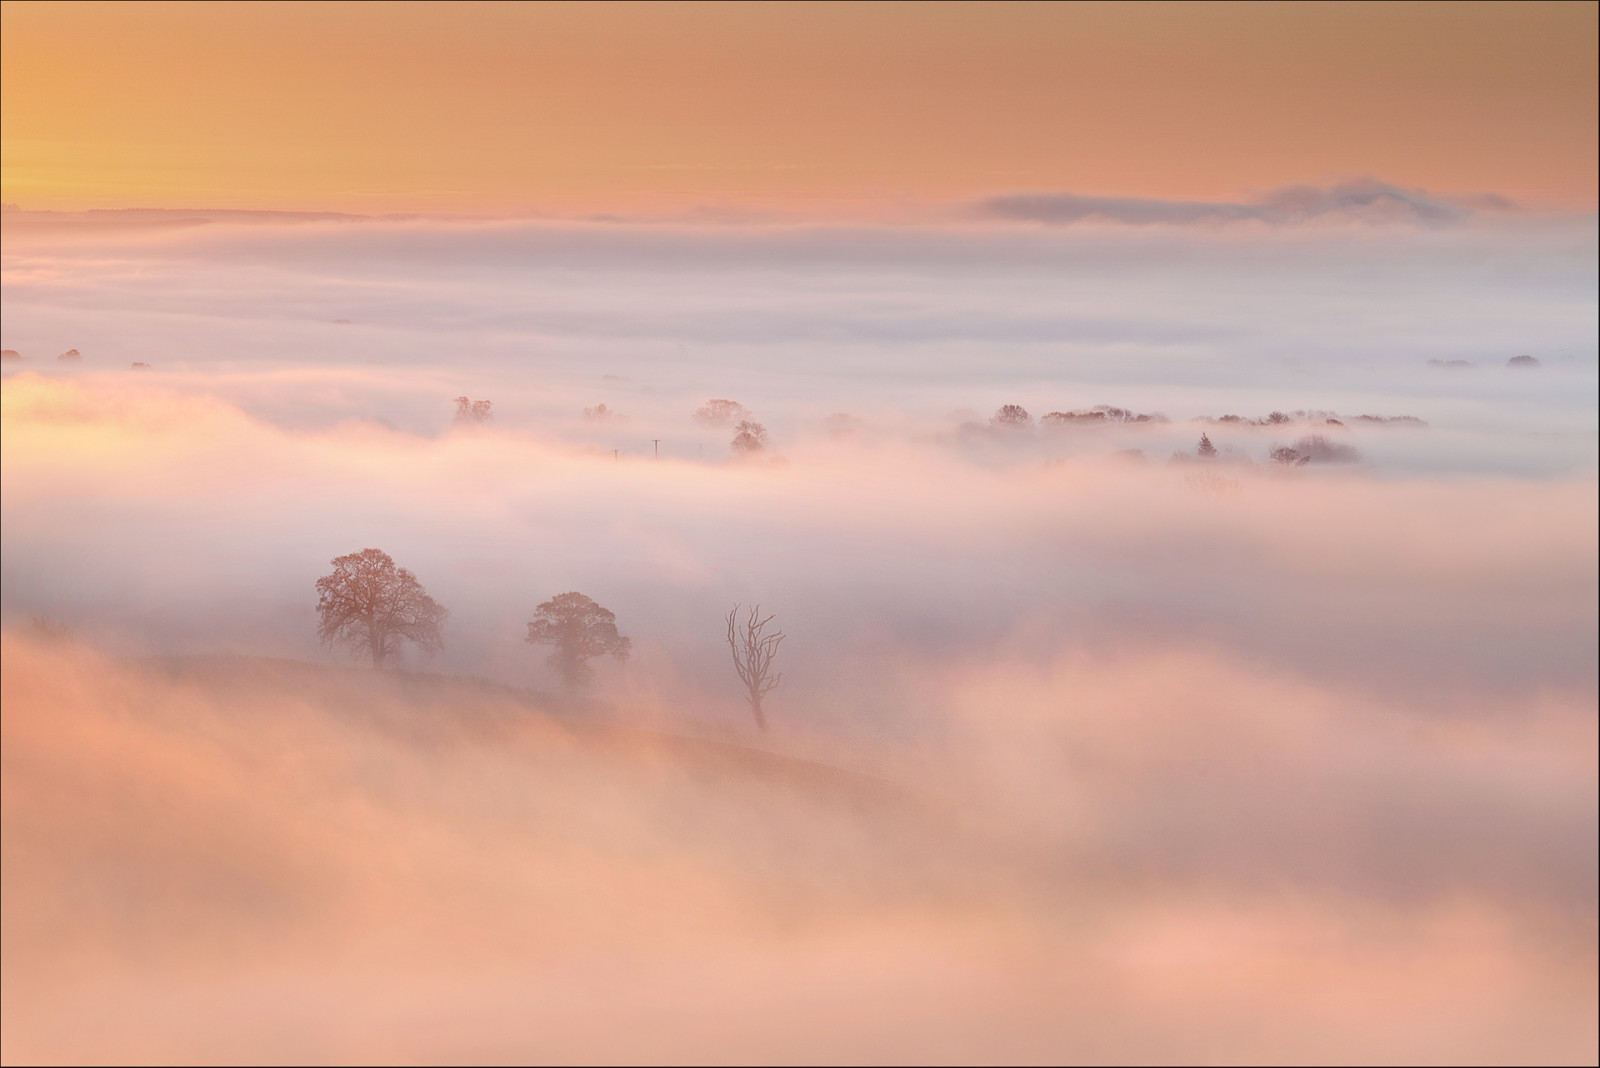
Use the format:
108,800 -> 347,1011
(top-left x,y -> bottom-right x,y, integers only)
3,0 -> 1596,216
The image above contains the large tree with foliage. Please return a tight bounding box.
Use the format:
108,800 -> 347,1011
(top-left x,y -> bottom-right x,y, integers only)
526,592 -> 631,686
315,548 -> 448,667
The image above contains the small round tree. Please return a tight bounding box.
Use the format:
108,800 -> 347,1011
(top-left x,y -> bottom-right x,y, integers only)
731,419 -> 769,456
315,548 -> 448,668
526,592 -> 631,686
991,404 -> 1033,430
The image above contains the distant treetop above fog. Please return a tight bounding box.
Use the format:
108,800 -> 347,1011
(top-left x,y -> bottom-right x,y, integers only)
1041,405 -> 1165,426
991,404 -> 1033,430
453,396 -> 493,425
731,419 -> 769,457
694,398 -> 749,427
1507,355 -> 1541,368
1292,435 -> 1362,464
1196,410 -> 1423,428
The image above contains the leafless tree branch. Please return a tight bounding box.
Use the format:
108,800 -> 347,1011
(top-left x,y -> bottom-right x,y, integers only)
726,603 -> 783,731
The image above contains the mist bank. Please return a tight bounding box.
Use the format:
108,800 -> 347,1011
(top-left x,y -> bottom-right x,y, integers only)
3,375 -> 1594,719
2,213 -> 1594,476
3,634 -> 1594,1064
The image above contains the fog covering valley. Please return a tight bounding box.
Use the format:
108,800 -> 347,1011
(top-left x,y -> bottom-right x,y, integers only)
3,209 -> 1597,1062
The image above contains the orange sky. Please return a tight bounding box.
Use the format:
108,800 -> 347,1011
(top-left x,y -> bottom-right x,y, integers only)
2,0 -> 1595,215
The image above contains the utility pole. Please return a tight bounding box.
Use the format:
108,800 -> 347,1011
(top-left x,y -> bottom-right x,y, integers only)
651,438 -> 660,459
613,449 -> 618,462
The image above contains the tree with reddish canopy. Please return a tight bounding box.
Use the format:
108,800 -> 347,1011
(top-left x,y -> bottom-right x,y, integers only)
526,592 -> 631,687
315,549 -> 448,668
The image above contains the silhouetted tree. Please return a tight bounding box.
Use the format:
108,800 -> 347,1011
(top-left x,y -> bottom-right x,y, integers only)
726,604 -> 783,731
731,419 -> 769,455
1197,433 -> 1218,457
694,398 -> 749,426
1270,445 -> 1309,466
526,592 -> 631,686
991,404 -> 1032,429
315,548 -> 448,668
453,396 -> 493,424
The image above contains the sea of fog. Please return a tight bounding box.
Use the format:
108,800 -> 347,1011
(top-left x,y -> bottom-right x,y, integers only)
2,210 -> 1596,1062
2,211 -> 1595,697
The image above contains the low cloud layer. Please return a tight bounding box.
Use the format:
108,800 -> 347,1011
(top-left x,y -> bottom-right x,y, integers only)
3,374 -> 1594,710
4,632 -> 1594,1063
980,178 -> 1505,227
2,211 -> 1592,477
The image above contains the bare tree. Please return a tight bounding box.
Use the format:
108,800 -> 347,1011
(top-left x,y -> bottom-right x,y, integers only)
315,548 -> 448,668
726,604 -> 783,731
526,592 -> 631,687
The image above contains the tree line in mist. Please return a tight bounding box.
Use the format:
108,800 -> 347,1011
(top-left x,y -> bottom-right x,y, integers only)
460,391 -> 1417,467
313,548 -> 784,730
